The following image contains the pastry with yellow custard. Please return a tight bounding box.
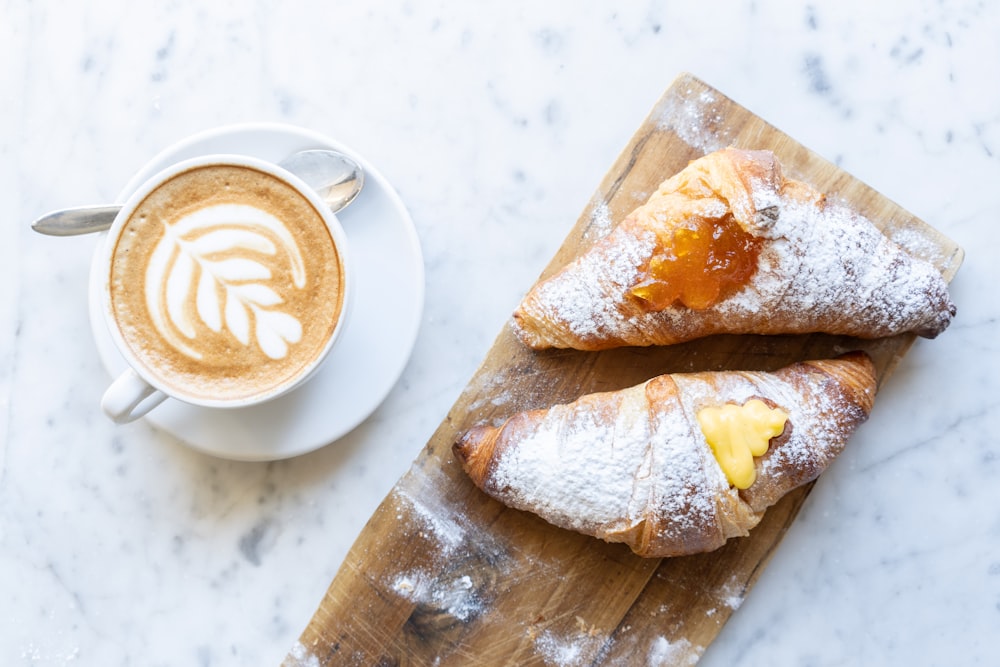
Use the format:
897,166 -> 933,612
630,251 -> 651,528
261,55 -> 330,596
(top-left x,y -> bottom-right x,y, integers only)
512,148 -> 955,350
454,352 -> 875,558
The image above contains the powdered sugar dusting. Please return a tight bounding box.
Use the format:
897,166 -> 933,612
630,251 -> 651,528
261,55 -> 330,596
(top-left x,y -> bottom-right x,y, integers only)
395,490 -> 466,554
658,87 -> 732,152
593,629 -> 704,667
488,380 -> 725,549
726,195 -> 953,339
585,200 -> 615,242
465,362 -> 564,418
283,642 -> 321,667
490,384 -> 652,531
391,570 -> 484,622
481,355 -> 871,556
647,636 -> 702,666
394,467 -> 468,555
517,161 -> 954,349
716,575 -> 746,611
888,222 -> 949,267
675,359 -> 870,513
643,381 -> 729,549
524,224 -> 657,346
466,371 -> 516,415
532,628 -> 605,667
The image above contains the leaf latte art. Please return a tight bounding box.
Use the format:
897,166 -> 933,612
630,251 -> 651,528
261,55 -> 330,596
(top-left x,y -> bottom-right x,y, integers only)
146,204 -> 307,361
109,163 -> 346,403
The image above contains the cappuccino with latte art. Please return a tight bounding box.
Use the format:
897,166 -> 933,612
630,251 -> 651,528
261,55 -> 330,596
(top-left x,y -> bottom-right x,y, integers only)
105,156 -> 348,409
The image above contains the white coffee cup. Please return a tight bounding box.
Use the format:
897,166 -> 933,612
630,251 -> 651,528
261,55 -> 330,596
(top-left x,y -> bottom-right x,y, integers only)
99,154 -> 351,423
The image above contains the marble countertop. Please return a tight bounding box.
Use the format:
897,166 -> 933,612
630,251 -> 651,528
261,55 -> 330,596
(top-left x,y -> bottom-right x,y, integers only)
2,1 -> 998,665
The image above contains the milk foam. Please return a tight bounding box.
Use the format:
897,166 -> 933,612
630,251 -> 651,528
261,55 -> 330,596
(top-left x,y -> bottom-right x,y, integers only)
144,203 -> 308,361
109,162 -> 346,404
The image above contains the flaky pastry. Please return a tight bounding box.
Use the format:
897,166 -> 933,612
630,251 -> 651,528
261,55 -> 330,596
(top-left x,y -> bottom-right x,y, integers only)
512,149 -> 955,351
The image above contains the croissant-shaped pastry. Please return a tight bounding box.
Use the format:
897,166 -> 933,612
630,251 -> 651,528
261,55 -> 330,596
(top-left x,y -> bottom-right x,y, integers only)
454,352 -> 876,558
512,148 -> 955,350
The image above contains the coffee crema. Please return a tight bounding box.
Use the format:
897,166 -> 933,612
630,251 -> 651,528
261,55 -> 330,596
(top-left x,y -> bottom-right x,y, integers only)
108,163 -> 346,403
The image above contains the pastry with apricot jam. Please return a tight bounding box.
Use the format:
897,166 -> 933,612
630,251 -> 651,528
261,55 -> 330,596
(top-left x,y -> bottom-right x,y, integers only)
512,148 -> 955,351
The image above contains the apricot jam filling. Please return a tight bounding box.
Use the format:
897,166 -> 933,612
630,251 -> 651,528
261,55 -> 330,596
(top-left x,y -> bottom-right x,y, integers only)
629,213 -> 762,311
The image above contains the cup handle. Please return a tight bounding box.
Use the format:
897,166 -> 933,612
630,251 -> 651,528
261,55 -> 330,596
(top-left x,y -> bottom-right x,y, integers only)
101,368 -> 167,424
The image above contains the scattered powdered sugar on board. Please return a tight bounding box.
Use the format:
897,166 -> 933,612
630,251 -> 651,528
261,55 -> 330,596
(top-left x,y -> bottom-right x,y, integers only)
464,371 -> 516,415
658,87 -> 731,152
393,467 -> 468,555
583,200 -> 615,242
593,627 -> 704,667
283,642 -> 321,667
382,464 -> 526,629
646,636 -> 702,666
464,363 -> 565,420
887,222 -> 948,267
532,628 -> 605,667
716,574 -> 746,610
391,570 -> 484,622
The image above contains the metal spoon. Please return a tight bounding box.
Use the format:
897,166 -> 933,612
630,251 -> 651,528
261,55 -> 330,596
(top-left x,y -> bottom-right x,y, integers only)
30,149 -> 365,236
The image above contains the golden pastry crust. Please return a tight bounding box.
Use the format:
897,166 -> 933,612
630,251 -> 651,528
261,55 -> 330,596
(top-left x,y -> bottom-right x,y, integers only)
454,352 -> 877,558
512,148 -> 955,351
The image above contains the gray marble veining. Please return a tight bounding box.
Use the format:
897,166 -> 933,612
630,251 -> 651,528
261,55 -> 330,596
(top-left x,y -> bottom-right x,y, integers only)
2,1 -> 998,665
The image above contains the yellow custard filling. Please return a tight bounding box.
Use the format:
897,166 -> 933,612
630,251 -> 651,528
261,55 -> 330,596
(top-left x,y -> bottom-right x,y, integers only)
697,399 -> 788,489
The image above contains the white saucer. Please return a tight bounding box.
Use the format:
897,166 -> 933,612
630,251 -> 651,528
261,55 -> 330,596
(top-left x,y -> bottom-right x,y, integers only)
88,123 -> 424,461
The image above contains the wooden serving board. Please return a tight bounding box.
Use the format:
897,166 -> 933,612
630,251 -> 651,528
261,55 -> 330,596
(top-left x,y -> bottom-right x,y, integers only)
283,73 -> 964,666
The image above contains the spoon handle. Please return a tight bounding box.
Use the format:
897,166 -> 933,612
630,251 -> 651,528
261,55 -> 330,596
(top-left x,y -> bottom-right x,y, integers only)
30,149 -> 363,237
31,205 -> 121,236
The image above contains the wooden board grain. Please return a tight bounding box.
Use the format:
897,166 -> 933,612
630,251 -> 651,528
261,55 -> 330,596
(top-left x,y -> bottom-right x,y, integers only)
283,73 -> 964,667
